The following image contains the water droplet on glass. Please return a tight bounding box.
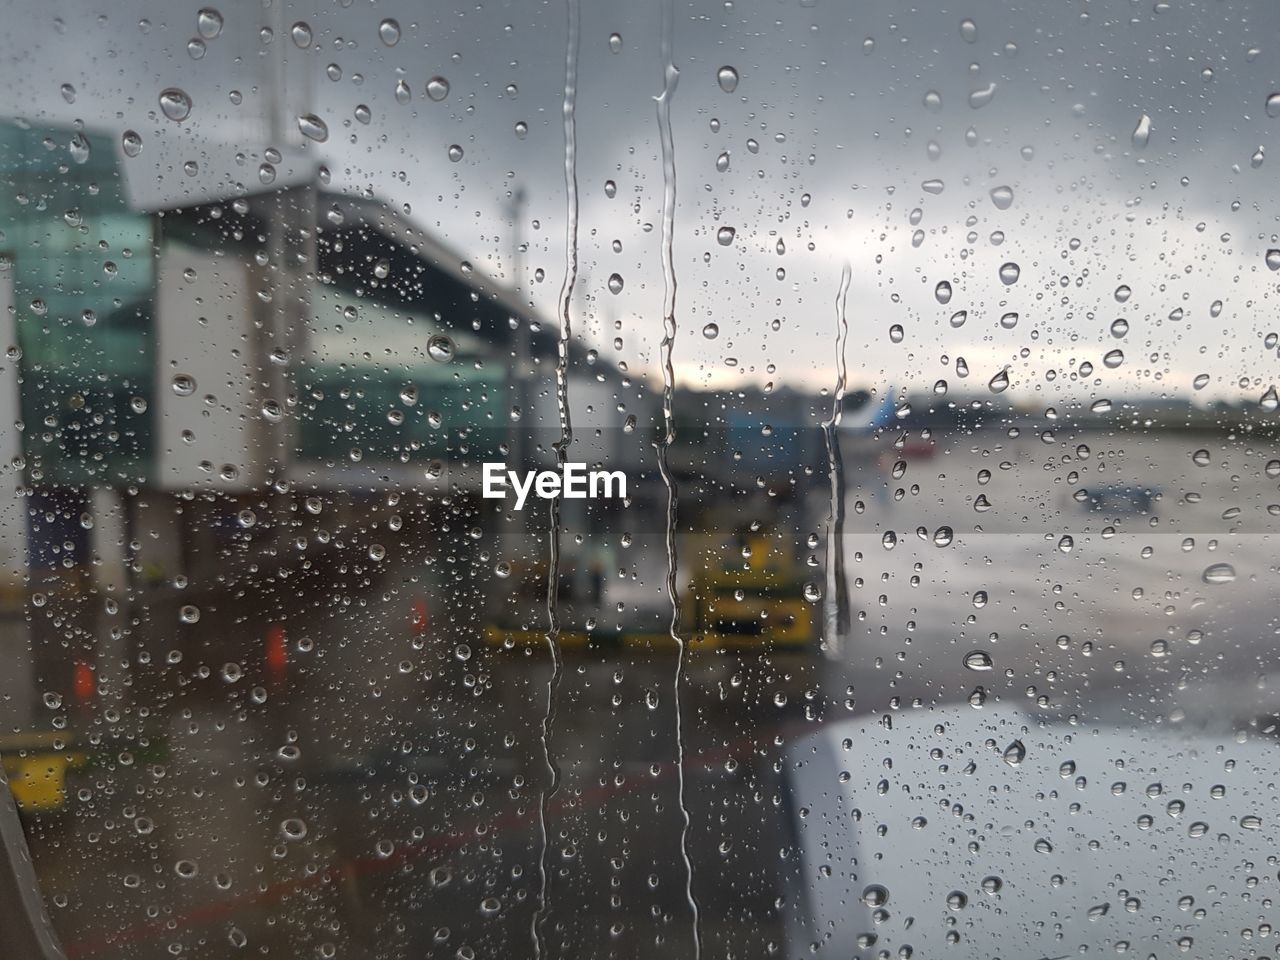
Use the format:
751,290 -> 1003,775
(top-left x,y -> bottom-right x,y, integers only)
425,76 -> 451,102
394,80 -> 411,105
290,21 -> 312,47
171,374 -> 196,396
1265,93 -> 1280,118
1191,448 -> 1211,466
1132,113 -> 1152,149
923,89 -> 943,112
196,8 -> 223,39
379,18 -> 401,45
1201,562 -> 1236,584
889,324 -> 904,343
716,66 -> 739,93
159,88 -> 192,122
121,130 -> 143,158
68,133 -> 90,164
861,884 -> 889,907
989,185 -> 1014,210
607,273 -> 624,294
999,311 -> 1018,329
60,83 -> 76,104
179,604 -> 201,624
998,261 -> 1020,285
988,368 -> 1010,393
447,144 -> 464,162
716,226 -> 736,246
959,18 -> 977,42
715,151 -> 730,173
426,335 -> 455,363
964,650 -> 994,671
1261,386 -> 1279,411
922,178 -> 945,195
702,322 -> 719,340
803,582 -> 822,603
949,310 -> 967,328
608,32 -> 623,53
1193,373 -> 1210,390
297,114 -> 328,142
1266,249 -> 1280,271
932,526 -> 953,546
934,280 -> 952,304
968,83 -> 996,108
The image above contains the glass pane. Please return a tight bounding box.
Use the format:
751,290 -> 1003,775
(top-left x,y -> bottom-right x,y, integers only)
2,2 -> 1279,958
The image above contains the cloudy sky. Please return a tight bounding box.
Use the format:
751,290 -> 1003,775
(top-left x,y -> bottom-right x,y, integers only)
4,0 -> 1280,406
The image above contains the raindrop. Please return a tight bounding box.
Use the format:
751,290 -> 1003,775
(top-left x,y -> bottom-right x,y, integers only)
861,884 -> 889,907
179,604 -> 201,624
1132,113 -> 1152,149
989,185 -> 1014,210
716,226 -> 736,246
968,83 -> 996,108
934,280 -> 952,304
171,374 -> 196,396
999,312 -> 1018,329
427,335 -> 455,363
715,151 -> 730,172
280,818 -> 307,841
290,21 -> 312,47
121,130 -> 143,157
1110,318 -> 1128,337
963,650 -> 993,671
702,322 -> 719,340
427,76 -> 450,101
923,90 -> 943,112
196,8 -> 223,39
932,526 -> 953,547
159,88 -> 192,122
998,261 -> 1020,285
988,368 -> 1010,393
959,18 -> 977,42
1103,349 -> 1124,368
1191,448 -> 1211,466
296,114 -> 328,142
1193,373 -> 1210,390
60,83 -> 76,103
607,273 -> 624,294
949,310 -> 967,328
716,66 -> 739,93
1002,740 -> 1026,766
394,80 -> 411,105
922,178 -> 945,195
447,144 -> 464,162
1201,563 -> 1236,584
379,18 -> 401,46
68,133 -> 90,164
1261,386 -> 1279,411
608,33 -> 623,53
1266,249 -> 1280,271
1265,93 -> 1280,119
803,582 -> 822,603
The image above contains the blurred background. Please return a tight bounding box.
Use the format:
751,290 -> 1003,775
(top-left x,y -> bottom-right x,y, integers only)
2,1 -> 1280,958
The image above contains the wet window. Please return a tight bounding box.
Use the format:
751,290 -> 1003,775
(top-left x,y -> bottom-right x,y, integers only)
2,2 -> 1280,958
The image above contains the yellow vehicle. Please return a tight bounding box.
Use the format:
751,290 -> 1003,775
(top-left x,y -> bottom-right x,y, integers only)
683,530 -> 817,653
0,732 -> 86,815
